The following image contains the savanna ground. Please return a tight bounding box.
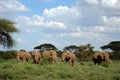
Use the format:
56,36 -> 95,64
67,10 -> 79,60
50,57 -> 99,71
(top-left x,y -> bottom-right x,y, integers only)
0,59 -> 120,80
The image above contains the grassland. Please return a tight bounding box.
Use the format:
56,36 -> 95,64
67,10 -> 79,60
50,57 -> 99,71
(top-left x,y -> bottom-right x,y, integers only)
0,59 -> 120,80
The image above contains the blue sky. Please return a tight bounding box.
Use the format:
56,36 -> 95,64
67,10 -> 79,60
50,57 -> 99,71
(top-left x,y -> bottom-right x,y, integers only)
0,0 -> 120,51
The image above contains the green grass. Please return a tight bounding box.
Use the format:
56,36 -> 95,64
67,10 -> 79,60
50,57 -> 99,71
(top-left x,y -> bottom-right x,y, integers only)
0,59 -> 120,80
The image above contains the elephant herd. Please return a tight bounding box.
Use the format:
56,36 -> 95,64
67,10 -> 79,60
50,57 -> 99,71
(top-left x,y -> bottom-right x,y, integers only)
16,50 -> 76,66
16,49 -> 112,67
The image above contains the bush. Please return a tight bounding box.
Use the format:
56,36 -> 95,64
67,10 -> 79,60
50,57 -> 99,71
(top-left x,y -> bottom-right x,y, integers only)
110,53 -> 120,60
101,62 -> 109,67
0,50 -> 17,60
112,75 -> 120,80
41,56 -> 53,65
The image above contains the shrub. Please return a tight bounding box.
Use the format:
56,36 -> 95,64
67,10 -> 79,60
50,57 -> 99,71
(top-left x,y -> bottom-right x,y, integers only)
110,53 -> 120,60
0,50 -> 17,60
112,75 -> 120,80
41,56 -> 53,65
101,62 -> 109,67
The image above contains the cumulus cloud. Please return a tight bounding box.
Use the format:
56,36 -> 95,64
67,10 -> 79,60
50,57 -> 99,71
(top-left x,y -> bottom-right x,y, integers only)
43,6 -> 81,24
101,0 -> 120,9
15,15 -> 66,29
15,15 -> 44,26
0,0 -> 30,13
14,0 -> 120,42
43,6 -> 70,17
45,21 -> 66,29
92,26 -> 120,33
69,27 -> 83,38
16,38 -> 23,43
57,27 -> 83,38
102,16 -> 120,25
85,0 -> 99,5
25,29 -> 39,34
99,0 -> 120,16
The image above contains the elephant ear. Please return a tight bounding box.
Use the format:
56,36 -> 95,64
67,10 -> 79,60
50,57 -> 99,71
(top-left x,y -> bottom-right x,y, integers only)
93,52 -> 99,59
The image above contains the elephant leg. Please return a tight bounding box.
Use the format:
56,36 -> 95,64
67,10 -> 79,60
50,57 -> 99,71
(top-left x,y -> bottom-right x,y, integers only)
94,61 -> 97,65
22,59 -> 25,62
98,62 -> 101,65
17,57 -> 19,62
68,60 -> 73,67
37,57 -> 40,64
35,61 -> 37,64
94,62 -> 97,65
22,57 -> 26,62
53,58 -> 57,64
93,58 -> 97,65
33,60 -> 36,63
26,58 -> 28,62
71,60 -> 74,67
36,60 -> 39,64
36,61 -> 39,64
39,58 -> 41,64
35,57 -> 39,64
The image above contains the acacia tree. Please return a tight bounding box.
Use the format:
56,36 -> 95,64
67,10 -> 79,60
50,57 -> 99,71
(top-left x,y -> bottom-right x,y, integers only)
63,45 -> 79,53
101,41 -> 120,53
0,18 -> 19,49
34,43 -> 58,52
78,44 -> 94,61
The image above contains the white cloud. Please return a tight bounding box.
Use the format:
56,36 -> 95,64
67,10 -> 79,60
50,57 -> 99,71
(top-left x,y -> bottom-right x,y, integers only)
85,0 -> 99,5
15,15 -> 66,29
0,0 -> 30,13
25,29 -> 38,34
45,21 -> 66,29
93,26 -> 120,33
93,26 -> 105,32
101,0 -> 120,9
45,34 -> 53,38
15,15 -> 44,26
43,6 -> 69,17
102,16 -> 120,25
69,27 -> 83,38
99,0 -> 120,16
57,27 -> 83,38
43,6 -> 81,23
16,38 -> 23,43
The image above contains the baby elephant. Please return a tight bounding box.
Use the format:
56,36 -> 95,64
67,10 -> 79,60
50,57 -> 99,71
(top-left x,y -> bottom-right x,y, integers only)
32,51 -> 41,64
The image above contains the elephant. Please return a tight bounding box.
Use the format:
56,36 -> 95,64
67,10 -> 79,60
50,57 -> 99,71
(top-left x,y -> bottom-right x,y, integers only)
101,52 -> 111,64
61,52 -> 70,62
93,51 -> 111,65
32,50 -> 41,64
16,50 -> 31,62
42,50 -> 58,63
61,51 -> 76,67
93,52 -> 104,65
